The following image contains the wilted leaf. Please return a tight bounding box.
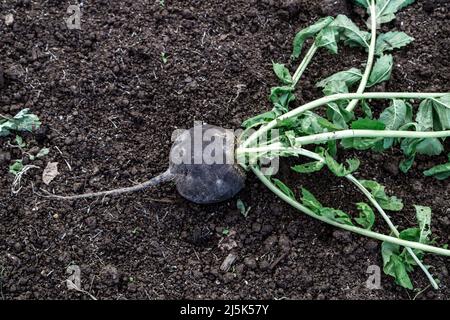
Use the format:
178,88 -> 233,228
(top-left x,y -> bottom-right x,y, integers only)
292,16 -> 334,59
330,14 -> 371,48
355,202 -> 375,230
43,162 -> 59,185
9,160 -> 23,176
351,118 -> 386,130
359,179 -> 403,211
375,31 -> 414,55
301,188 -> 322,213
315,27 -> 339,54
324,152 -> 360,177
423,154 -> 450,180
292,161 -> 324,174
272,178 -> 296,200
367,54 -> 393,87
316,68 -> 363,88
272,62 -> 293,84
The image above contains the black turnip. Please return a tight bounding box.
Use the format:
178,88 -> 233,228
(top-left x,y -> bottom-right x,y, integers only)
45,124 -> 246,204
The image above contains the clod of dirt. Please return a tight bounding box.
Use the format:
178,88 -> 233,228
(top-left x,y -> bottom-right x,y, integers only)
4,13 -> 14,26
320,0 -> 350,16
244,257 -> 257,270
0,151 -> 11,165
0,66 -> 4,88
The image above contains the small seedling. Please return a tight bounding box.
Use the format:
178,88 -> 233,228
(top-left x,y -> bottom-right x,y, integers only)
161,52 -> 168,64
9,160 -> 23,176
237,199 -> 251,217
159,0 -> 165,7
43,0 -> 450,290
222,228 -> 230,236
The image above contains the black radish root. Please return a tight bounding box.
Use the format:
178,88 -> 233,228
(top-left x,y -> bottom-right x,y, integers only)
44,124 -> 246,204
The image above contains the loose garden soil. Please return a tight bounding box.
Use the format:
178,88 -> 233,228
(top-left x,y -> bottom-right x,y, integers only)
0,0 -> 449,299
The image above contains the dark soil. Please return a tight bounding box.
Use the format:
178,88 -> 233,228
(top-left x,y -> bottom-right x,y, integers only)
0,0 -> 449,300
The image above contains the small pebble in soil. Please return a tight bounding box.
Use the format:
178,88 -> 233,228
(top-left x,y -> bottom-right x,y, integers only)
0,152 -> 11,164
411,180 -> 423,192
251,222 -> 262,233
264,235 -> 278,250
320,0 -> 350,16
244,257 -> 257,270
223,272 -> 235,284
259,260 -> 270,271
383,161 -> 399,176
278,234 -> 291,252
332,230 -> 352,243
365,240 -> 378,252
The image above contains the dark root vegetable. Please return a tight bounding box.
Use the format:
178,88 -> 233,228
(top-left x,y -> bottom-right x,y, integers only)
43,124 -> 246,204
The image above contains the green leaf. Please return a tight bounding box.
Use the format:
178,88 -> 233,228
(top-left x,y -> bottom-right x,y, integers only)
326,102 -> 354,129
316,68 -> 363,88
35,147 -> 50,159
399,154 -> 415,173
299,111 -> 328,134
386,253 -> 414,289
327,140 -> 338,157
351,118 -> 386,130
324,151 -> 360,177
0,109 -> 41,137
292,161 -> 325,174
367,54 -> 393,87
379,100 -> 411,148
355,202 -> 375,230
301,188 -> 323,213
423,155 -> 450,180
292,16 -> 334,59
15,135 -> 26,148
342,137 -> 383,150
372,0 -> 416,27
379,100 -> 410,130
414,205 -> 431,244
323,81 -> 349,96
381,241 -> 414,290
237,199 -> 251,217
317,117 -> 343,131
315,27 -> 339,54
361,100 -> 373,119
272,178 -> 296,200
416,95 -> 450,131
242,110 -> 277,129
330,15 -> 371,49
353,0 -> 369,7
9,160 -> 24,176
319,207 -> 354,226
375,31 -> 414,55
272,62 -> 293,85
269,86 -> 295,106
359,179 -> 403,211
415,138 -> 443,156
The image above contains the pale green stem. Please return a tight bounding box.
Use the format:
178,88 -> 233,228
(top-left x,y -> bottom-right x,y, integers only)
292,44 -> 318,87
346,0 -> 377,112
251,166 -> 450,257
237,129 -> 450,155
294,129 -> 450,146
347,175 -> 439,289
246,147 -> 439,288
241,92 -> 448,149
